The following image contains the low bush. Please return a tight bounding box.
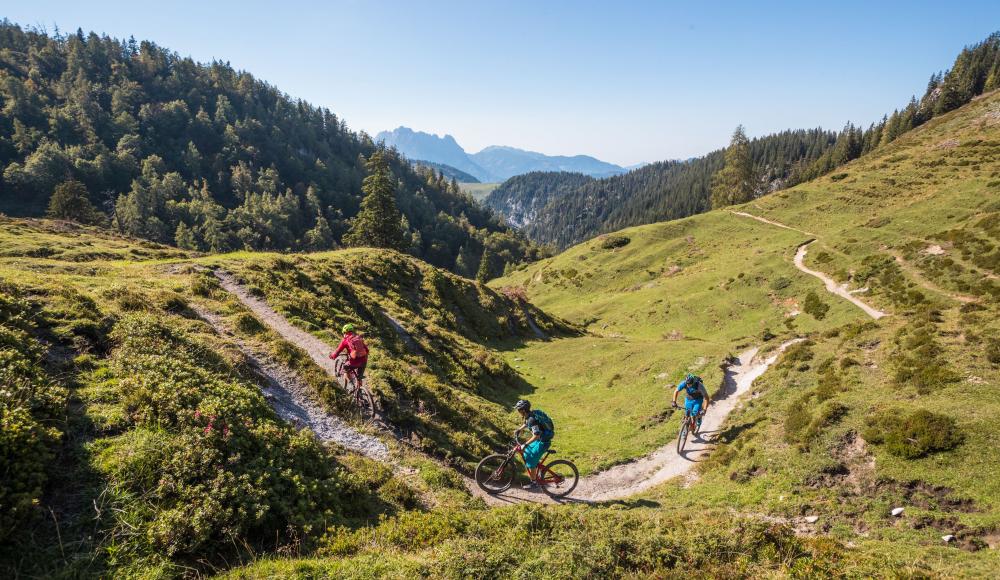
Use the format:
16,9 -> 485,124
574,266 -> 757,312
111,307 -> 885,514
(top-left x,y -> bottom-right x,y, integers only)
864,409 -> 963,459
600,234 -> 630,250
93,313 -> 389,569
803,291 -> 830,320
770,276 -> 792,291
0,287 -> 67,542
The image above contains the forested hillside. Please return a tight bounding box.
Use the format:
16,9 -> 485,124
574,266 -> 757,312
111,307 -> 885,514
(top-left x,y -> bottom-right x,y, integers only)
488,32 -> 1000,249
0,22 -> 541,272
483,171 -> 594,229
487,129 -> 837,248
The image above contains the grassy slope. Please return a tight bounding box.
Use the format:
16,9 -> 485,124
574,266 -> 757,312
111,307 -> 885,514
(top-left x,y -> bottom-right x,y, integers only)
0,222 -> 549,576
485,92 -> 1000,571
459,182 -> 500,202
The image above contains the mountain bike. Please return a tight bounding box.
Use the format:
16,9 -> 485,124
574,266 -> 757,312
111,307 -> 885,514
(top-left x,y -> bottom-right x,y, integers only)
674,402 -> 703,454
475,437 -> 579,498
333,354 -> 376,423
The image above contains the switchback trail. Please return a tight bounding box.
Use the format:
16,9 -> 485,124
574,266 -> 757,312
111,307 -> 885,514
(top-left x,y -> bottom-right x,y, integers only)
730,211 -> 887,320
212,269 -> 804,504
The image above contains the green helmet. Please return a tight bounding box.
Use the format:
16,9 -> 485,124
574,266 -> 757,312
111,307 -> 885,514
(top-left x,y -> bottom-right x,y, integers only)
342,323 -> 356,333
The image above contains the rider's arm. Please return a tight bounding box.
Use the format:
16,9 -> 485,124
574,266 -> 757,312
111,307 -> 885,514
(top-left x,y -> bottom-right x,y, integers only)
329,337 -> 349,359
671,380 -> 685,405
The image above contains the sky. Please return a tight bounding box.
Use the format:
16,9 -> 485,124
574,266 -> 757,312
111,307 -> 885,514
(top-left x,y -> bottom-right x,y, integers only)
5,1 -> 1000,166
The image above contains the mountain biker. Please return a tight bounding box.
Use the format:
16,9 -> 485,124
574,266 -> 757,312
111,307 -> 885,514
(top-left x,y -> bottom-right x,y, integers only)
513,399 -> 554,490
329,323 -> 369,382
671,373 -> 711,428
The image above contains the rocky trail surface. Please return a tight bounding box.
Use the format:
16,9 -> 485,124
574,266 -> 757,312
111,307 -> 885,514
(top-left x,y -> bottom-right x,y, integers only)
192,304 -> 389,460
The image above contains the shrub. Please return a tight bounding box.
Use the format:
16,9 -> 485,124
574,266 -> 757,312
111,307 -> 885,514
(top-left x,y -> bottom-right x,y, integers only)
600,234 -> 630,250
234,312 -> 265,335
0,288 -> 67,541
803,291 -> 830,320
830,172 -> 849,181
864,409 -> 963,459
770,277 -> 792,291
783,393 -> 813,444
96,313 -> 386,565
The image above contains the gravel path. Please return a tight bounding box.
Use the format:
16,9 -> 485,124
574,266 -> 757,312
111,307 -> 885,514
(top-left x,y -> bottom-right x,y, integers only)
729,211 -> 887,320
193,305 -> 389,460
794,242 -> 887,320
480,340 -> 804,504
212,268 -> 802,505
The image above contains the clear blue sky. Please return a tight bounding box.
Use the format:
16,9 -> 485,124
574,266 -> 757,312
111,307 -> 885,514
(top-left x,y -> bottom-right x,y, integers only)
6,1 -> 999,165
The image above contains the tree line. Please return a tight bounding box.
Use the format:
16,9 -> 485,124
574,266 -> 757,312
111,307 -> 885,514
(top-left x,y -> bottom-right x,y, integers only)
486,129 -> 837,249
0,21 -> 542,278
712,32 -> 1000,208
486,31 -> 1000,249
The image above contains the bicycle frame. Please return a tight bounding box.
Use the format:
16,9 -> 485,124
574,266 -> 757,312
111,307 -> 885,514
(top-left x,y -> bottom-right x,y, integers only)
489,438 -> 561,485
334,353 -> 363,387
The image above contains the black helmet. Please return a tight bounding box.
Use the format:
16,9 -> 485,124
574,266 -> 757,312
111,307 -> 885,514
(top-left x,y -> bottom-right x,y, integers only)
514,399 -> 531,411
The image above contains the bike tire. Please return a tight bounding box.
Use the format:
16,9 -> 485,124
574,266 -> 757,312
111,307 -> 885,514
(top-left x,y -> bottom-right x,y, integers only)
677,419 -> 689,454
475,454 -> 515,494
333,359 -> 347,389
539,459 -> 579,498
353,386 -> 376,423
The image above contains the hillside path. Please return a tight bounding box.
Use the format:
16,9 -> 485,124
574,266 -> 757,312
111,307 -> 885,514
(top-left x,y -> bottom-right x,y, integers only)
730,211 -> 887,320
213,269 -> 802,505
192,304 -> 389,460
794,242 -> 887,319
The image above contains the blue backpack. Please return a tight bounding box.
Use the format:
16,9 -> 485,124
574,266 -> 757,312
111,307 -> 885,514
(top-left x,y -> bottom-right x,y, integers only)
532,410 -> 555,441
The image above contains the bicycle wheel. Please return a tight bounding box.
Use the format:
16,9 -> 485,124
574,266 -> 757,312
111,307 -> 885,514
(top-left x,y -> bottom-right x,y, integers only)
539,459 -> 579,498
352,386 -> 376,423
677,417 -> 689,454
475,454 -> 515,494
333,359 -> 347,389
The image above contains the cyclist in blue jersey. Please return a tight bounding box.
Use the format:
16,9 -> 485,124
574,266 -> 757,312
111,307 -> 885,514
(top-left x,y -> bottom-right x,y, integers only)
671,374 -> 712,428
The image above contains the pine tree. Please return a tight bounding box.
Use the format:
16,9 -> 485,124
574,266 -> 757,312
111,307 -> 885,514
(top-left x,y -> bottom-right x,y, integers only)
174,221 -> 198,250
454,244 -> 477,278
343,149 -> 406,250
710,125 -> 758,208
304,213 -> 334,251
476,247 -> 493,284
46,180 -> 105,225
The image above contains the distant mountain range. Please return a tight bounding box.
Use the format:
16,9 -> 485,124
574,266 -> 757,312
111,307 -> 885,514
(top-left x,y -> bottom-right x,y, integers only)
376,127 -> 627,182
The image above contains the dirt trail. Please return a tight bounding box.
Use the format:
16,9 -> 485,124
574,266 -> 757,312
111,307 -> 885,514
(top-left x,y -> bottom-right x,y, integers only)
730,210 -> 815,236
889,252 -> 978,304
212,269 -> 802,505
729,211 -> 887,320
570,339 -> 803,501
795,242 -> 887,320
192,305 -> 389,460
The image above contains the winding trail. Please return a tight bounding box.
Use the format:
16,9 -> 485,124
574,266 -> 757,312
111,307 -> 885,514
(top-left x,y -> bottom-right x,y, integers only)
794,242 -> 887,320
212,269 -> 804,504
192,305 -> 389,460
569,339 -> 803,501
730,211 -> 887,320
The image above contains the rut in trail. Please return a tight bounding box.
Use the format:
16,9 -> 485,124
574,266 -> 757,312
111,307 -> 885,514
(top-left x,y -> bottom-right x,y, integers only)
193,305 -> 389,460
211,268 -> 801,505
730,211 -> 887,320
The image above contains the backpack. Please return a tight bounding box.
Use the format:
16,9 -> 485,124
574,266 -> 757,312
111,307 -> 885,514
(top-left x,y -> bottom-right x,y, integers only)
684,377 -> 704,398
346,334 -> 369,359
531,409 -> 555,441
